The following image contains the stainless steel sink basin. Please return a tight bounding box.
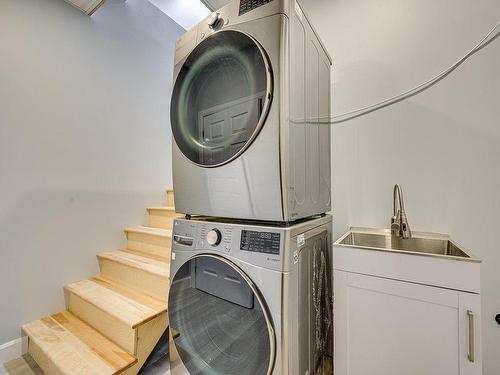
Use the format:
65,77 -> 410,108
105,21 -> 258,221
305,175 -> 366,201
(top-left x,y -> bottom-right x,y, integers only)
336,228 -> 478,261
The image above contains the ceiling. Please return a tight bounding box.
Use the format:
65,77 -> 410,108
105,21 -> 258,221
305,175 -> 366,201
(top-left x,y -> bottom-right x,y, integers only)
147,0 -> 211,30
199,0 -> 231,11
65,0 -> 231,29
64,0 -> 107,15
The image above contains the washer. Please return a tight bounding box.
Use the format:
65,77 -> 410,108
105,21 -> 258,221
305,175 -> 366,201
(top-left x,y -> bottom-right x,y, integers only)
168,215 -> 333,375
170,0 -> 332,222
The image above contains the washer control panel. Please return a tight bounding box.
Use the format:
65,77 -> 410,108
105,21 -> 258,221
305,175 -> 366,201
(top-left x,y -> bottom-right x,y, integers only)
172,218 -> 285,271
239,0 -> 274,15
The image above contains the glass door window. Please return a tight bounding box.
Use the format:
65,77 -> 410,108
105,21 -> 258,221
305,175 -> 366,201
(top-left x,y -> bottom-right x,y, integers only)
168,255 -> 274,375
170,30 -> 272,167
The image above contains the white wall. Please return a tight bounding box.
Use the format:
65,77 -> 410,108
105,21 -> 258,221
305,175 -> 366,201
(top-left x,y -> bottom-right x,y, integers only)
0,0 -> 183,344
300,0 -> 500,373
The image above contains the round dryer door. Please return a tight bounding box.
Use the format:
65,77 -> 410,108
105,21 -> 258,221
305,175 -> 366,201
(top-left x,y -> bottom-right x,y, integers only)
168,255 -> 275,375
170,30 -> 273,167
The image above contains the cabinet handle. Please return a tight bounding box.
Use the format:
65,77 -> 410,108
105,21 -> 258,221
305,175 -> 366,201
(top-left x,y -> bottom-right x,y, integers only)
467,310 -> 475,363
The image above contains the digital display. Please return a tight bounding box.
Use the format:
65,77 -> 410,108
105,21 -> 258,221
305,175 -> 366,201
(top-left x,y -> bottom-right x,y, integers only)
240,230 -> 280,255
239,0 -> 274,16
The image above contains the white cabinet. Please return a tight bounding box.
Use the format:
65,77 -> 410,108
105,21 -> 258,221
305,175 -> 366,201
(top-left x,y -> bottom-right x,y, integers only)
334,270 -> 482,375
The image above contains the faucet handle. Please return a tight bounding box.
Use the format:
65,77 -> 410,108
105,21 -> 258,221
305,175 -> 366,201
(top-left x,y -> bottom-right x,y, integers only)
391,216 -> 400,236
400,214 -> 412,239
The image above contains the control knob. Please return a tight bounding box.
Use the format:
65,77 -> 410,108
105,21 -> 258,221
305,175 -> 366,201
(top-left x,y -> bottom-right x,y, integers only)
206,229 -> 222,246
207,12 -> 222,29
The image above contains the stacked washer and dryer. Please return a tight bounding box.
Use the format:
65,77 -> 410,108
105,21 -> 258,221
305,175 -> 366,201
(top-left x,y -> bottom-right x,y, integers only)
167,1 -> 333,374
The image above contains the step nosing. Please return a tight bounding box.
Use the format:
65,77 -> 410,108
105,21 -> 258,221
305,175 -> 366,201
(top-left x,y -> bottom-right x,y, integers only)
125,227 -> 172,237
147,206 -> 176,211
99,249 -> 169,261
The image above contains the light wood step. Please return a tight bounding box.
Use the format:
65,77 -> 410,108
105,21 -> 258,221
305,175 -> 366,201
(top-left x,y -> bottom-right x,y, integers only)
65,277 -> 166,353
22,310 -> 137,375
124,226 -> 172,260
146,206 -> 182,229
97,249 -> 170,301
166,189 -> 175,207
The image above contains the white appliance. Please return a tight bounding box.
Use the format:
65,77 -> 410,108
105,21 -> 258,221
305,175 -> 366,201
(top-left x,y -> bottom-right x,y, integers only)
168,215 -> 333,375
170,0 -> 332,222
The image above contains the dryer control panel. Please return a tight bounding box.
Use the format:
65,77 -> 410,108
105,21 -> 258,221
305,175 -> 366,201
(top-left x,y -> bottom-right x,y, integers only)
239,0 -> 274,15
240,230 -> 280,255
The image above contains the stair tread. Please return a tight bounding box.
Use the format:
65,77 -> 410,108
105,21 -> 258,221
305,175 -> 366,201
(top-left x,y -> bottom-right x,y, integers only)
65,278 -> 166,328
97,249 -> 170,278
125,226 -> 172,238
23,311 -> 137,375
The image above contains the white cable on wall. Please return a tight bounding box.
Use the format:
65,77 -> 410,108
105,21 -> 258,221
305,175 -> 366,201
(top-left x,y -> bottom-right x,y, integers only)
330,19 -> 500,124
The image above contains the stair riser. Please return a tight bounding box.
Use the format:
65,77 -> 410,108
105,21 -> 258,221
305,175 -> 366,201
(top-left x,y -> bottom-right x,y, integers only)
28,339 -> 65,375
166,190 -> 175,207
126,232 -> 171,260
68,293 -> 137,354
147,212 -> 181,229
121,314 -> 168,375
99,259 -> 170,302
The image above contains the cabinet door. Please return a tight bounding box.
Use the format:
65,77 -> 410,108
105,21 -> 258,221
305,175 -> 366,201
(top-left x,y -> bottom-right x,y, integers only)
334,271 -> 481,375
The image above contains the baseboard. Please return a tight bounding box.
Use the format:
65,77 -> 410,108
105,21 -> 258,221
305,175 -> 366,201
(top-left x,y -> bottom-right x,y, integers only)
0,337 -> 28,366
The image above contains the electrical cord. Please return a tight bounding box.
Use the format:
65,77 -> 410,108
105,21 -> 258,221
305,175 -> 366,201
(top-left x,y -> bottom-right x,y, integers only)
330,19 -> 500,124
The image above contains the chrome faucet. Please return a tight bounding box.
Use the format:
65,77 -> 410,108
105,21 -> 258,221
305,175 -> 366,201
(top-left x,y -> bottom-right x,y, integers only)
391,184 -> 412,239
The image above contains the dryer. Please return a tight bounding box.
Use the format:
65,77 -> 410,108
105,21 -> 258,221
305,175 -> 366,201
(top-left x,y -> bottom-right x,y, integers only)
170,0 -> 332,222
168,215 -> 333,375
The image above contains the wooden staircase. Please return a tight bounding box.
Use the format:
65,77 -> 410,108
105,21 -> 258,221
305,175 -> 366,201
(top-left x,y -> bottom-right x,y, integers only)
22,190 -> 182,375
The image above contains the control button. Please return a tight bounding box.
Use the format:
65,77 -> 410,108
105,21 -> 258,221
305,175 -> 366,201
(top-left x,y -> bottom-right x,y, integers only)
206,229 -> 222,246
207,12 -> 222,29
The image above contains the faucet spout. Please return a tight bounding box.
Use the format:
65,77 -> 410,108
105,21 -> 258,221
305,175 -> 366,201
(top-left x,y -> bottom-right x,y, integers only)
391,184 -> 412,239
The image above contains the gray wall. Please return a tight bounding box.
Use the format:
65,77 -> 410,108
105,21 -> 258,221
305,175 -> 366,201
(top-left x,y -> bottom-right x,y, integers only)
0,0 -> 183,343
300,0 -> 500,373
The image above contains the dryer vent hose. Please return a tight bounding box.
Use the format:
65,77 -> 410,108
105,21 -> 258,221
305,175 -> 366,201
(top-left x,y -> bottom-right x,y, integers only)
312,237 -> 333,375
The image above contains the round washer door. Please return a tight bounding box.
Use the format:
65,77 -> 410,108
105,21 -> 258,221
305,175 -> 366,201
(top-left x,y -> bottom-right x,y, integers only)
168,254 -> 275,375
170,30 -> 273,167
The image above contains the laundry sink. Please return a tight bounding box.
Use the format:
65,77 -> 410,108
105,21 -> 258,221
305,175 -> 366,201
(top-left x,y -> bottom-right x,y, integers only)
338,230 -> 472,259
334,227 -> 481,294
336,228 -> 478,261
